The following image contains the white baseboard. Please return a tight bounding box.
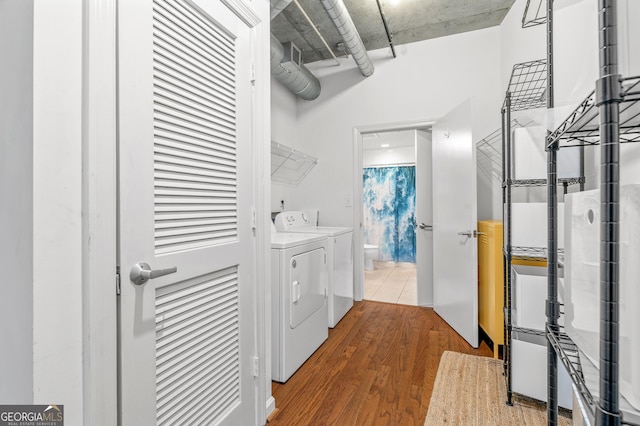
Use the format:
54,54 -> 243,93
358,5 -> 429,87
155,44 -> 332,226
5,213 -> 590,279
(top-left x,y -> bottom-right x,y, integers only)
265,396 -> 276,419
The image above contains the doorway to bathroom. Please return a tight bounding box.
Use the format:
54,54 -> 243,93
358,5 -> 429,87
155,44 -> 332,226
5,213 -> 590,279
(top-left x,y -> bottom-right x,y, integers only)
359,128 -> 432,306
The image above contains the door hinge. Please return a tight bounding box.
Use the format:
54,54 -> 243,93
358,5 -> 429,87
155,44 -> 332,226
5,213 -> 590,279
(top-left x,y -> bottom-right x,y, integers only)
250,62 -> 256,84
251,207 -> 257,230
324,253 -> 327,264
252,356 -> 259,378
116,271 -> 121,296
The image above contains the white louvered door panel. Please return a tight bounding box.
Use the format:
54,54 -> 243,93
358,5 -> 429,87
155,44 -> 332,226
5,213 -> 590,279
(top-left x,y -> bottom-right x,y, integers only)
117,1 -> 259,425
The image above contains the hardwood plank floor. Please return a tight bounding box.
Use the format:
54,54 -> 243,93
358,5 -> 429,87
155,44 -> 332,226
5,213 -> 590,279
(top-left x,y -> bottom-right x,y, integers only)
269,301 -> 493,426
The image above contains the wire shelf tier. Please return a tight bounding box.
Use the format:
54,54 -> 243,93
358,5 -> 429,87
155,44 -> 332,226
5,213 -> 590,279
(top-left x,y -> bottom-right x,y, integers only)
547,326 -> 640,426
505,59 -> 547,111
546,75 -> 640,148
270,141 -> 318,185
504,246 -> 564,261
511,326 -> 547,345
511,325 -> 546,337
477,119 -> 530,181
511,326 -> 546,337
477,127 -> 503,181
522,0 -> 546,28
505,177 -> 584,187
546,327 -> 593,406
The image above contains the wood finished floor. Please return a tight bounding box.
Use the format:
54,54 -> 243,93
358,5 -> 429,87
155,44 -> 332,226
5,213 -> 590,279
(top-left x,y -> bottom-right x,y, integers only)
269,301 -> 493,426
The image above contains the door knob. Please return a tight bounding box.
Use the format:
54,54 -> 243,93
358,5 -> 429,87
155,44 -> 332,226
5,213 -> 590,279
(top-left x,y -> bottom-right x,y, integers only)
458,230 -> 473,238
419,223 -> 433,230
130,262 -> 178,285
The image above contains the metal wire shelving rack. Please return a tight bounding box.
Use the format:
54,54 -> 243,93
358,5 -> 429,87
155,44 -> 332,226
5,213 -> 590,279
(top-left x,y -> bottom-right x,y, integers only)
500,56 -> 585,407
477,126 -> 505,184
546,76 -> 640,148
477,119 -> 532,184
543,0 -> 640,425
500,46 -> 592,408
506,59 -> 547,111
522,0 -> 546,28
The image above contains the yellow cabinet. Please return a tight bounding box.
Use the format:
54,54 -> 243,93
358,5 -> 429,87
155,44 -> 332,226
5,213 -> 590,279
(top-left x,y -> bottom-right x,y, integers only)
478,220 -> 503,358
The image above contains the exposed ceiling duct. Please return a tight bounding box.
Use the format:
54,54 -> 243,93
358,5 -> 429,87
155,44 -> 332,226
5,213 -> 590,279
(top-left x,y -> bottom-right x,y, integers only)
319,0 -> 374,77
271,1 -> 515,65
270,34 -> 321,101
270,0 -> 292,20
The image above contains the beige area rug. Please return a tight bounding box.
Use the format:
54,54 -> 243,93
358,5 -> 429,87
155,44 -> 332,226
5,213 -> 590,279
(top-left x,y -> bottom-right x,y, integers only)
424,351 -> 571,426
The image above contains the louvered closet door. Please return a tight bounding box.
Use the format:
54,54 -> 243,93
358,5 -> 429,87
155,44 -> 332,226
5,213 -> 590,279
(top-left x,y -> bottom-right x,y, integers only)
117,0 -> 258,424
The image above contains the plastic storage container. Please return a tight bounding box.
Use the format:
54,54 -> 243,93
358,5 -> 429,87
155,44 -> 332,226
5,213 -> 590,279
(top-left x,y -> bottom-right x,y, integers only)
564,184 -> 640,410
512,339 -> 573,409
512,203 -> 565,249
513,265 -> 564,331
512,126 -> 581,180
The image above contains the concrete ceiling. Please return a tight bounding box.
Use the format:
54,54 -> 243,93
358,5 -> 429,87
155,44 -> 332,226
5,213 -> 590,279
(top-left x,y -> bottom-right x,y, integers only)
271,0 -> 516,64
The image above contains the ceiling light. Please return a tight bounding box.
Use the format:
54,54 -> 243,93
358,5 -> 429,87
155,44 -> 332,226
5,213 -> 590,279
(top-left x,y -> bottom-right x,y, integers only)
381,144 -> 390,148
387,0 -> 401,6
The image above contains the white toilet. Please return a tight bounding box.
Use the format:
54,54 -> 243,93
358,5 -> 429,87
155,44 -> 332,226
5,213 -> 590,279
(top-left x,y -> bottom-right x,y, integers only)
364,244 -> 379,271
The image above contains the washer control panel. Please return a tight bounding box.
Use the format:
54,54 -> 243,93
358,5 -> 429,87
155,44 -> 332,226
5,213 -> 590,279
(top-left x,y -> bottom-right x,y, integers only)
274,211 -> 312,231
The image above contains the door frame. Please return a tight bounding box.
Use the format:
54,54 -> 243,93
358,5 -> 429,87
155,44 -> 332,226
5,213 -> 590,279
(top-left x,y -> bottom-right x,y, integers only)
352,119 -> 436,304
83,0 -> 271,424
82,1 -> 117,424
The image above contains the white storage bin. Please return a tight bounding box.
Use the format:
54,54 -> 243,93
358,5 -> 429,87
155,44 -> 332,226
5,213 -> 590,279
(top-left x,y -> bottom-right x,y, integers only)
512,127 -> 545,180
513,265 -> 564,331
564,185 -> 640,410
512,339 -> 572,409
512,126 -> 581,180
620,0 -> 640,77
512,202 -> 564,249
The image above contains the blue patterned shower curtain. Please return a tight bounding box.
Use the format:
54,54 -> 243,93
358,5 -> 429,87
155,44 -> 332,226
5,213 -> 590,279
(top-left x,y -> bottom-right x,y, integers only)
363,166 -> 416,263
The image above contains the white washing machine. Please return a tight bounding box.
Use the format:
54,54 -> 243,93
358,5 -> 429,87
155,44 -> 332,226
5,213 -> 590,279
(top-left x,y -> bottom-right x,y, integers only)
271,225 -> 329,383
274,211 -> 353,328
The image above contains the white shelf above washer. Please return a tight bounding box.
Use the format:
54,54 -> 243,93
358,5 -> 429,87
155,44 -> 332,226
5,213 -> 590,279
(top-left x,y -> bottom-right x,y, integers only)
271,141 -> 318,185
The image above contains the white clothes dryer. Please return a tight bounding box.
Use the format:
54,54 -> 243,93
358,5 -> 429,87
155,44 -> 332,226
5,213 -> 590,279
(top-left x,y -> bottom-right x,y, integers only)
271,228 -> 329,383
274,211 -> 353,328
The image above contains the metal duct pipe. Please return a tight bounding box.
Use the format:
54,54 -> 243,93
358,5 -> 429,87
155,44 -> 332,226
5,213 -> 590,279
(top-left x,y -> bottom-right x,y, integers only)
270,34 -> 321,100
270,0 -> 292,20
319,0 -> 374,77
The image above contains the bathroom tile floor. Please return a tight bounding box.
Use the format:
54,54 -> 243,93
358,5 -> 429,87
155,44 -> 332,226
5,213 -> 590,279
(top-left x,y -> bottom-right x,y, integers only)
364,261 -> 417,306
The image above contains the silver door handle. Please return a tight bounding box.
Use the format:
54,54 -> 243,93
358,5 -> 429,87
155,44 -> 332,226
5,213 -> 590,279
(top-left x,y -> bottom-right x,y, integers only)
458,230 -> 473,238
130,262 -> 178,285
419,223 -> 433,230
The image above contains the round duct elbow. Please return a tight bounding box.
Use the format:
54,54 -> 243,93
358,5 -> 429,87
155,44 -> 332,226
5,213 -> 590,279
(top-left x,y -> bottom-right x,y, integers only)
270,34 -> 321,100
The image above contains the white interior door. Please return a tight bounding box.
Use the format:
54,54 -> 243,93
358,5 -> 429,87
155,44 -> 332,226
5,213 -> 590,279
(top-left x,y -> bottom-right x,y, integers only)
432,99 -> 479,348
415,129 -> 433,307
118,0 -> 257,424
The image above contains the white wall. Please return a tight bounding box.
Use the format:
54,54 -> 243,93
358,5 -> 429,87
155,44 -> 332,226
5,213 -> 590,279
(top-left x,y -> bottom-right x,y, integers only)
0,0 -> 34,403
0,1 -> 86,421
363,130 -> 416,166
363,146 -> 415,167
271,78 -> 299,213
274,27 -> 502,227
500,0 -> 545,92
